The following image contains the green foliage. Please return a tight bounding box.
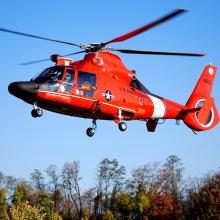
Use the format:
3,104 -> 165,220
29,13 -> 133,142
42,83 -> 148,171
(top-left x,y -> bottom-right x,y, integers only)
51,212 -> 63,220
12,181 -> 33,205
117,192 -> 135,219
33,191 -> 54,219
12,186 -> 25,205
0,188 -> 9,220
137,193 -> 150,214
102,209 -> 115,220
81,208 -> 90,220
10,201 -> 45,220
117,190 -> 151,219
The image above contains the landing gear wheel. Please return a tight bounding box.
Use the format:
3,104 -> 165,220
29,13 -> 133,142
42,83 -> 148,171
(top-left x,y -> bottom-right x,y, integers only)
31,108 -> 43,118
119,122 -> 127,131
36,108 -> 43,117
86,128 -> 95,137
31,110 -> 37,118
86,119 -> 97,137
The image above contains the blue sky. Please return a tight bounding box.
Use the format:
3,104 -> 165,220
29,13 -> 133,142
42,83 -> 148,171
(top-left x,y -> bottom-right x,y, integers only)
0,0 -> 219,188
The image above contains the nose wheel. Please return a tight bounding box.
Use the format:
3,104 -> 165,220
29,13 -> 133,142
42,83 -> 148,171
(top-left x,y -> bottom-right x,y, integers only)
31,102 -> 43,118
31,108 -> 43,118
86,119 -> 97,137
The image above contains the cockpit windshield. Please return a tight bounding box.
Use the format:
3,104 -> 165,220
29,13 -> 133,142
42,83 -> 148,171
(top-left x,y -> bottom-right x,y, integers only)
32,66 -> 64,83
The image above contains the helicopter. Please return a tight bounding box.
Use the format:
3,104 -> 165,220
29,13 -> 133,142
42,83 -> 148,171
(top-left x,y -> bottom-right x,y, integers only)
0,8 -> 219,137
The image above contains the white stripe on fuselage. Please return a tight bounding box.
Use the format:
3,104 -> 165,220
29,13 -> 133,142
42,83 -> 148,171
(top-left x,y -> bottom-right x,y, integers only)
148,95 -> 166,119
38,90 -> 136,114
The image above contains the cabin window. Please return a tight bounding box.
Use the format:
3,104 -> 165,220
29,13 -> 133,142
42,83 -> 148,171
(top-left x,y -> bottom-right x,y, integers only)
61,69 -> 75,92
77,71 -> 96,87
76,71 -> 96,97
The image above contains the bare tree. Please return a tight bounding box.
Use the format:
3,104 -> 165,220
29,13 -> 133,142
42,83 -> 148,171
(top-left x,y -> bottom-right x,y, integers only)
96,158 -> 126,214
158,155 -> 184,218
62,161 -> 83,219
4,176 -> 17,202
184,172 -> 220,219
81,187 -> 96,218
45,164 -> 62,212
30,169 -> 45,192
0,171 -> 4,188
127,162 -> 160,195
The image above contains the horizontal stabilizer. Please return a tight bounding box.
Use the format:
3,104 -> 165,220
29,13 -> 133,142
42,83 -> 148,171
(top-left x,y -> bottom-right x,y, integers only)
181,107 -> 201,114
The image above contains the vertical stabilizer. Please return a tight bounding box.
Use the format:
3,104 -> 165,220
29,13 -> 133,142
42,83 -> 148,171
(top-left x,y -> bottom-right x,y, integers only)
183,64 -> 219,131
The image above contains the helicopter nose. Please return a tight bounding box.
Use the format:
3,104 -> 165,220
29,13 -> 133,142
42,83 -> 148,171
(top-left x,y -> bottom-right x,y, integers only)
8,81 -> 39,100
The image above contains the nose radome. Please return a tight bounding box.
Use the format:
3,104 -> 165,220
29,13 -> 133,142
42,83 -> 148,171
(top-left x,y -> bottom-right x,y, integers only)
8,81 -> 39,99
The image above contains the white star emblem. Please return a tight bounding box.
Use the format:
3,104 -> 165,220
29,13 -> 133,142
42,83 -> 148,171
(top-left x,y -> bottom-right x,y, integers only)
102,90 -> 114,101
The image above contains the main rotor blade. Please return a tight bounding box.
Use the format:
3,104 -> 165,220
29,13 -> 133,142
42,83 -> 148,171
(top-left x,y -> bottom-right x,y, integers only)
0,27 -> 80,47
20,51 -> 85,65
112,48 -> 206,57
103,8 -> 187,46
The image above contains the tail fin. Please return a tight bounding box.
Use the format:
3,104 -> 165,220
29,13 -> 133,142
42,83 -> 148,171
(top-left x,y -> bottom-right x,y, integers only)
183,64 -> 219,131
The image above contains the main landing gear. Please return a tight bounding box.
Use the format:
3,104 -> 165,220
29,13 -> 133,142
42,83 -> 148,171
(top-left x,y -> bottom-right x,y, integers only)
86,119 -> 97,137
118,121 -> 127,131
86,119 -> 127,137
31,102 -> 43,118
118,109 -> 127,132
86,110 -> 127,137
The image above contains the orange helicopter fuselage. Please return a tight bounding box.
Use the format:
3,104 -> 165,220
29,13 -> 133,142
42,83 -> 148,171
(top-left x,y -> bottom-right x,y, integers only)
8,51 -> 219,135
35,52 -> 184,123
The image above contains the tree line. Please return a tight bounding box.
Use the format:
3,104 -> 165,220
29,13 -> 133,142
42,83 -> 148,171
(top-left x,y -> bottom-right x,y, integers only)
0,155 -> 219,220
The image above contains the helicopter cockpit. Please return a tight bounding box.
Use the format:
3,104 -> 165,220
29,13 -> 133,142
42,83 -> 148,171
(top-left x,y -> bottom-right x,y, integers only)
32,66 -> 97,97
33,66 -> 64,83
32,66 -> 74,92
